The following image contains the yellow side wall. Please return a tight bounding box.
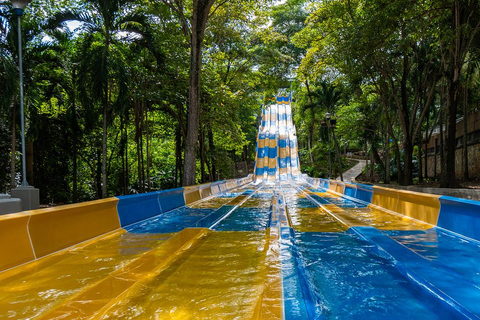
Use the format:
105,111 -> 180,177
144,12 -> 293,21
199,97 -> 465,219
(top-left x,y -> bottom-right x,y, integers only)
328,181 -> 337,191
371,186 -> 399,212
335,182 -> 345,194
0,213 -> 35,271
396,190 -> 441,225
184,186 -> 202,205
200,186 -> 212,199
27,198 -> 120,258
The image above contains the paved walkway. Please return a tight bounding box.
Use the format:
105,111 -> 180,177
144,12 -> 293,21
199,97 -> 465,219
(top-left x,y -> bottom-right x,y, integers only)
337,159 -> 366,182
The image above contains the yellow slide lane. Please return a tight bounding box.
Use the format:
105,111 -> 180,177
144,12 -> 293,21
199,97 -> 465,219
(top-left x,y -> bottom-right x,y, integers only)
93,230 -> 282,320
0,230 -> 171,320
306,190 -> 433,232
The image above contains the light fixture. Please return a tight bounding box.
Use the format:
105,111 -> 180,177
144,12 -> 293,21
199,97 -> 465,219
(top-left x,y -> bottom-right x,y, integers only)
11,0 -> 31,15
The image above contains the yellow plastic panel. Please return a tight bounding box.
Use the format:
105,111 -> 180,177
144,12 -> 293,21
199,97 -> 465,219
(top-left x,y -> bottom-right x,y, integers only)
287,206 -> 347,232
200,185 -> 212,199
0,230 -> 172,320
257,137 -> 265,148
256,228 -> 282,320
371,186 -> 399,212
27,198 -> 120,257
94,231 -> 280,320
355,206 -> 432,230
228,194 -> 249,206
219,182 -> 227,192
396,190 -> 440,225
328,180 -> 337,191
184,186 -> 201,204
211,184 -> 220,195
0,213 -> 35,271
190,196 -> 233,209
226,181 -> 237,190
34,228 -> 207,320
256,157 -> 265,169
242,196 -> 273,208
335,182 -> 345,194
269,139 -> 277,148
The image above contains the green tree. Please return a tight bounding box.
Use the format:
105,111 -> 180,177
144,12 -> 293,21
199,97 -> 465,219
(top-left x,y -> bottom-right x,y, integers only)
51,0 -> 157,197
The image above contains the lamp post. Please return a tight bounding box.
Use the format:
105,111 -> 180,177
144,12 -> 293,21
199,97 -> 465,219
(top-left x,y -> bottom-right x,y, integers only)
325,112 -> 332,179
12,0 -> 31,186
10,0 -> 39,211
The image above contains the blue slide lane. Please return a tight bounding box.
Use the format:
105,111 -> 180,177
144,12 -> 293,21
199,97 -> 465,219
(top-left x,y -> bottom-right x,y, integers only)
351,226 -> 480,319
212,206 -> 271,231
280,227 -> 317,320
291,230 -> 452,320
385,228 -> 480,289
125,206 -> 215,234
308,191 -> 367,208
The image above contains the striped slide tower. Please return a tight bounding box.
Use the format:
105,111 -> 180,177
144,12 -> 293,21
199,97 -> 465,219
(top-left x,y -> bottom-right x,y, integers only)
254,94 -> 300,182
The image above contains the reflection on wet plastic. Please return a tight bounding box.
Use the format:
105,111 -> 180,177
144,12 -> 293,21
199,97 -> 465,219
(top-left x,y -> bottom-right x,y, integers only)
1,181 -> 479,319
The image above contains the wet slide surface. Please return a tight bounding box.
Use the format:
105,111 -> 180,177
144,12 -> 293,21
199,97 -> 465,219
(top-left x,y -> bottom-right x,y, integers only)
1,182 -> 480,319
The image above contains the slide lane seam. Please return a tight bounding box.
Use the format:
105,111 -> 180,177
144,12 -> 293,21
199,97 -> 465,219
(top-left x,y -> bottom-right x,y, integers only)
277,185 -> 319,320
35,228 -> 209,320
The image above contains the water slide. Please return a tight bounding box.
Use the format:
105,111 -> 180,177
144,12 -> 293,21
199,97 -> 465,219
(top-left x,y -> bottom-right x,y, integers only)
1,96 -> 480,319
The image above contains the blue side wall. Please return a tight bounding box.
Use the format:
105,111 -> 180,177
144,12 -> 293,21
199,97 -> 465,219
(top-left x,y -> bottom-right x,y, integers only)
438,196 -> 480,242
116,188 -> 185,227
117,192 -> 163,227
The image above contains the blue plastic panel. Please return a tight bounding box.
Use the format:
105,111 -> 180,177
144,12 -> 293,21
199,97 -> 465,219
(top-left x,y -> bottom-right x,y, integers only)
354,183 -> 373,204
438,196 -> 480,241
351,226 -> 480,318
158,188 -> 185,213
116,192 -> 162,227
344,184 -> 357,198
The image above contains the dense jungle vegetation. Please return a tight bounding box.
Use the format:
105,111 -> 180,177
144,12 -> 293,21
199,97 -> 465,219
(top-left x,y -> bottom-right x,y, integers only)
1,0 -> 479,204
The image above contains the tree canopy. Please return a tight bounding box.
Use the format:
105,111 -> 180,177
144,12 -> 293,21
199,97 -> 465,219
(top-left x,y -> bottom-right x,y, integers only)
1,0 -> 480,203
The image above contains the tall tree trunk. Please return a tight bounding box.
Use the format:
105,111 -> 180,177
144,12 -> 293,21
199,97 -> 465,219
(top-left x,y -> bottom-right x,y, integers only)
183,0 -> 215,186
400,41 -> 413,186
71,69 -> 78,202
10,101 -> 16,189
394,144 -> 402,184
424,110 -> 429,179
200,124 -> 206,183
96,149 -> 102,199
463,81 -> 469,180
418,128 -> 423,183
244,145 -> 249,176
385,133 -> 391,184
439,0 -> 479,187
369,146 -> 374,182
440,76 -> 459,187
120,114 -> 126,195
305,80 -> 315,164
102,104 -> 108,198
175,122 -> 182,187
207,124 -> 216,181
125,115 -> 129,194
146,109 -> 151,192
73,138 -> 78,202
332,129 -> 343,181
439,101 -> 445,182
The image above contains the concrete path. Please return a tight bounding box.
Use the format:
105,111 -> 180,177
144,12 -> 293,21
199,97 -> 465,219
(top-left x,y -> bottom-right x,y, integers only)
337,159 -> 366,182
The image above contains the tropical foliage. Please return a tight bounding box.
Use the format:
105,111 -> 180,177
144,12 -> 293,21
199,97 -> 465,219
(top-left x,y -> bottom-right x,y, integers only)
1,0 -> 480,204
